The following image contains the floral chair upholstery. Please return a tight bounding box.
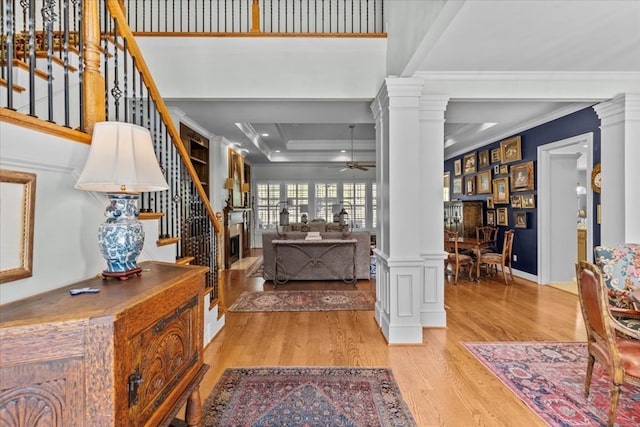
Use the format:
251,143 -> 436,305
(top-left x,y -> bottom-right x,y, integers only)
593,244 -> 640,333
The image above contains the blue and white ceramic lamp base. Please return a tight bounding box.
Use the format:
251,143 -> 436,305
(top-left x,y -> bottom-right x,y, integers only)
98,194 -> 144,280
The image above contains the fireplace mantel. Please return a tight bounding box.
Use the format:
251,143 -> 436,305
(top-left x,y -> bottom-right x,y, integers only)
223,207 -> 252,269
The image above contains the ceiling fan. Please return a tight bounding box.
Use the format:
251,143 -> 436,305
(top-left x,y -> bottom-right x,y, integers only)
333,124 -> 375,172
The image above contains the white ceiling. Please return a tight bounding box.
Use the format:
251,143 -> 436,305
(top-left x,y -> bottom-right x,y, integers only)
162,1 -> 640,165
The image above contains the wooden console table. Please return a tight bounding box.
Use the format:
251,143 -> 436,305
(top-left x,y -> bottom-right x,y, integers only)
272,238 -> 357,286
0,261 -> 209,427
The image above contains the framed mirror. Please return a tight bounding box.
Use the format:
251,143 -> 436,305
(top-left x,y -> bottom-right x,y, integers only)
0,169 -> 36,283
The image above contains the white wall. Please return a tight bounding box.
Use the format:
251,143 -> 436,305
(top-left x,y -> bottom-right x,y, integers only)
137,37 -> 387,99
0,122 -> 105,304
385,0 -> 450,76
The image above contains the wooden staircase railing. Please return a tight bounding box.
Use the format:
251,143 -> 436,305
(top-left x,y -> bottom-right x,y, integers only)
1,0 -> 223,309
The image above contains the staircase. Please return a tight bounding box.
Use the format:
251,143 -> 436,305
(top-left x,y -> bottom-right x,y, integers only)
1,0 -> 222,307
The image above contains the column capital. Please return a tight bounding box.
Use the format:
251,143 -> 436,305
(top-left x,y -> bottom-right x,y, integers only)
593,93 -> 640,125
384,76 -> 425,98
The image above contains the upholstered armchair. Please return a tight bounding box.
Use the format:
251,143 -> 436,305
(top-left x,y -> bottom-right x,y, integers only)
575,261 -> 640,427
593,244 -> 640,333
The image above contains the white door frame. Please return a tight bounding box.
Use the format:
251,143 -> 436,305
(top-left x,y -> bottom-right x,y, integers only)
537,132 -> 593,284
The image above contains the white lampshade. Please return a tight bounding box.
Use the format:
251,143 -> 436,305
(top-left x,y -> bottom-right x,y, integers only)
75,121 -> 169,193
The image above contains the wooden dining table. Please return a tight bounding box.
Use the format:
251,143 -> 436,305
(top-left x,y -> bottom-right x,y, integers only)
445,236 -> 492,281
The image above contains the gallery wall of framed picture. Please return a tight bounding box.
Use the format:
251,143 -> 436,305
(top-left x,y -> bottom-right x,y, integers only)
443,134 -> 537,232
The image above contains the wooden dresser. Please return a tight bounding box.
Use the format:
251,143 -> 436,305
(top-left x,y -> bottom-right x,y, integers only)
0,261 -> 209,427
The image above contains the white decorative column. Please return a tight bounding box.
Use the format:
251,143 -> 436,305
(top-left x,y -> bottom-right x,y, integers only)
418,93 -> 449,327
593,94 -> 640,244
371,82 -> 449,343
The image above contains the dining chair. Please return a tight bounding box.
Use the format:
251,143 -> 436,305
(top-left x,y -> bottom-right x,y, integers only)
479,229 -> 514,284
476,226 -> 499,253
444,230 -> 474,284
575,261 -> 640,427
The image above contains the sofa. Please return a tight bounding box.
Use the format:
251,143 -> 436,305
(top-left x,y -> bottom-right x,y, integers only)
262,231 -> 371,283
593,243 -> 640,332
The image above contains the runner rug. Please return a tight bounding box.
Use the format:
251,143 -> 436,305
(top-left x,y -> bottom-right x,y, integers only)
463,341 -> 639,427
201,367 -> 417,426
228,290 -> 376,312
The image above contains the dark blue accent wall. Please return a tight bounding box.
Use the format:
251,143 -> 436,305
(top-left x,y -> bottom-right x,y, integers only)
444,107 -> 601,276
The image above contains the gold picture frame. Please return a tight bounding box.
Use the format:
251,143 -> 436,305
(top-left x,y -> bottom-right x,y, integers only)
477,170 -> 492,194
454,159 -> 462,176
510,161 -> 534,191
514,212 -> 527,228
463,152 -> 477,174
499,165 -> 509,175
478,150 -> 490,168
453,177 -> 463,194
486,197 -> 495,209
497,207 -> 508,226
465,175 -> 476,195
486,210 -> 496,226
510,195 -> 522,208
521,194 -> 536,209
500,136 -> 522,163
228,148 -> 245,207
491,148 -> 502,164
0,169 -> 36,284
492,177 -> 510,204
443,171 -> 451,201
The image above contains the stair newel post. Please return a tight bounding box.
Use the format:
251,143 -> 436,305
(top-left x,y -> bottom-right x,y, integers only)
251,0 -> 261,33
82,0 -> 106,133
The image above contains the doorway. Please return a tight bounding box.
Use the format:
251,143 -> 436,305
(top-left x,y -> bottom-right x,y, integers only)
537,133 -> 593,284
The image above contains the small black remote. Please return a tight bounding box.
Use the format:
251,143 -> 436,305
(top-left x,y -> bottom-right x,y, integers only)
69,287 -> 101,295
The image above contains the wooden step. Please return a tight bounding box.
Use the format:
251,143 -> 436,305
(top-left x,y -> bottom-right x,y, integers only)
139,212 -> 164,220
176,256 -> 195,265
0,78 -> 26,93
157,237 -> 180,247
10,59 -> 49,80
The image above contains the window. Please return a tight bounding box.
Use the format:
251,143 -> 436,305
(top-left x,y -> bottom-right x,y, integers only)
342,182 -> 367,229
314,183 -> 339,222
285,183 -> 309,222
371,183 -> 377,229
255,183 -> 281,229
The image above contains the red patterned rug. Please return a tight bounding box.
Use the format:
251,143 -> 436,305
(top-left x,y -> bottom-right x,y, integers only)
228,290 -> 375,312
463,342 -> 640,427
201,367 -> 417,426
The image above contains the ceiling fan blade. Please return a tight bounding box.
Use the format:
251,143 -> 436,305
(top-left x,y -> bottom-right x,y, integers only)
356,166 -> 368,171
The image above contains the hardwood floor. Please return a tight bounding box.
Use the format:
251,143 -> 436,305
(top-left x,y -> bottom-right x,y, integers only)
197,251 -> 587,426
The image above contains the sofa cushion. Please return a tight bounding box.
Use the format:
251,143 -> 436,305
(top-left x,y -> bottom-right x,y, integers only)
594,244 -> 640,310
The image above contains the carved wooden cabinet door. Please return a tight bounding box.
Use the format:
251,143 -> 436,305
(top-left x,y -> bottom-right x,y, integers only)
126,296 -> 200,424
0,353 -> 85,425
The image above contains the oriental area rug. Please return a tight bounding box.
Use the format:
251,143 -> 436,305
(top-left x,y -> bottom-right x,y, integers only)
201,367 -> 417,427
228,290 -> 375,312
463,342 -> 640,427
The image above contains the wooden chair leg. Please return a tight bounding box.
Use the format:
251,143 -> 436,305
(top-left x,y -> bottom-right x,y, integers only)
584,355 -> 594,397
501,261 -> 509,284
454,263 -> 459,284
608,384 -> 621,427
